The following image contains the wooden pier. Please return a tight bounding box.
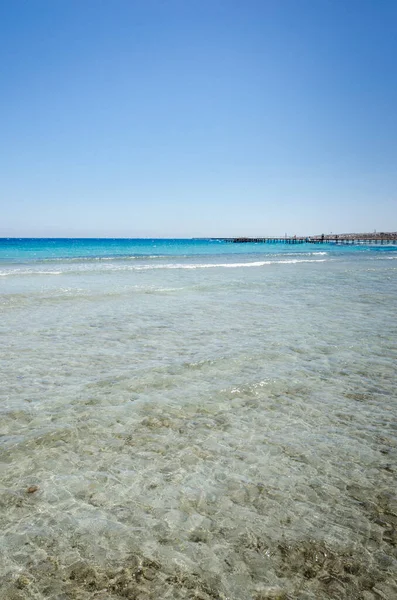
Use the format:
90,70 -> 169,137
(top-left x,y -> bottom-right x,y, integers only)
224,234 -> 397,245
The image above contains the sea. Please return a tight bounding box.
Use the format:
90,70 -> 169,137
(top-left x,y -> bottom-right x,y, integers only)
1,238 -> 396,600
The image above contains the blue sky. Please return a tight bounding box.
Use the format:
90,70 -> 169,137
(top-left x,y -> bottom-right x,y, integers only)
1,0 -> 396,237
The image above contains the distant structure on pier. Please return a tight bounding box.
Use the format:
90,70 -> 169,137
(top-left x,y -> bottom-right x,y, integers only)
223,232 -> 397,245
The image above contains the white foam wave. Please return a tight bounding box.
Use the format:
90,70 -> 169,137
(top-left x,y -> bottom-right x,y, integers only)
0,259 -> 328,277
130,259 -> 327,270
369,256 -> 397,261
41,254 -> 176,262
0,270 -> 62,277
89,259 -> 327,272
281,251 -> 328,256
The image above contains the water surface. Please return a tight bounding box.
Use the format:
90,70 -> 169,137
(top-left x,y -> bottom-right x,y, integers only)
1,239 -> 396,599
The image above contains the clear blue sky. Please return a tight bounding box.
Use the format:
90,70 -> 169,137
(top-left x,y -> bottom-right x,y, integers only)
1,0 -> 396,237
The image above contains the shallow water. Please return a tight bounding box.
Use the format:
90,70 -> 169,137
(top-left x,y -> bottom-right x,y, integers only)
1,239 -> 397,599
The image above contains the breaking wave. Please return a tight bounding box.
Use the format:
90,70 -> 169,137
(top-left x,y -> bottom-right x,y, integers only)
0,259 -> 328,277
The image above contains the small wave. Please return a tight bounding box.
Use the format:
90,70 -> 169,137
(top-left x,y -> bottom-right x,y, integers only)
280,251 -> 328,256
0,270 -> 62,277
93,259 -> 328,271
40,254 -> 173,262
369,256 -> 397,261
100,258 -> 328,271
0,259 -> 328,277
38,252 -> 328,263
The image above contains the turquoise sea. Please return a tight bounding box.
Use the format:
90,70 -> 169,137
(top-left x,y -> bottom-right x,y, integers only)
1,238 -> 397,599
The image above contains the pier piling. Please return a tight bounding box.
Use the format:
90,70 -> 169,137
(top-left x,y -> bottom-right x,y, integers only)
225,235 -> 397,245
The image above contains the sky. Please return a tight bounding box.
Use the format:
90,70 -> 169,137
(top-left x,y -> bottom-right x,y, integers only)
0,0 -> 396,237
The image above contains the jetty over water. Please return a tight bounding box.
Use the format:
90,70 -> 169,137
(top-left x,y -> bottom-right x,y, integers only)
223,233 -> 397,245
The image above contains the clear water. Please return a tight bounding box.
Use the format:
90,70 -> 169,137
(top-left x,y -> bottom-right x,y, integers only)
1,239 -> 396,600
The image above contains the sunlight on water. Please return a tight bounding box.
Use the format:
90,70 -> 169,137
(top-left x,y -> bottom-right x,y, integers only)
1,240 -> 396,599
